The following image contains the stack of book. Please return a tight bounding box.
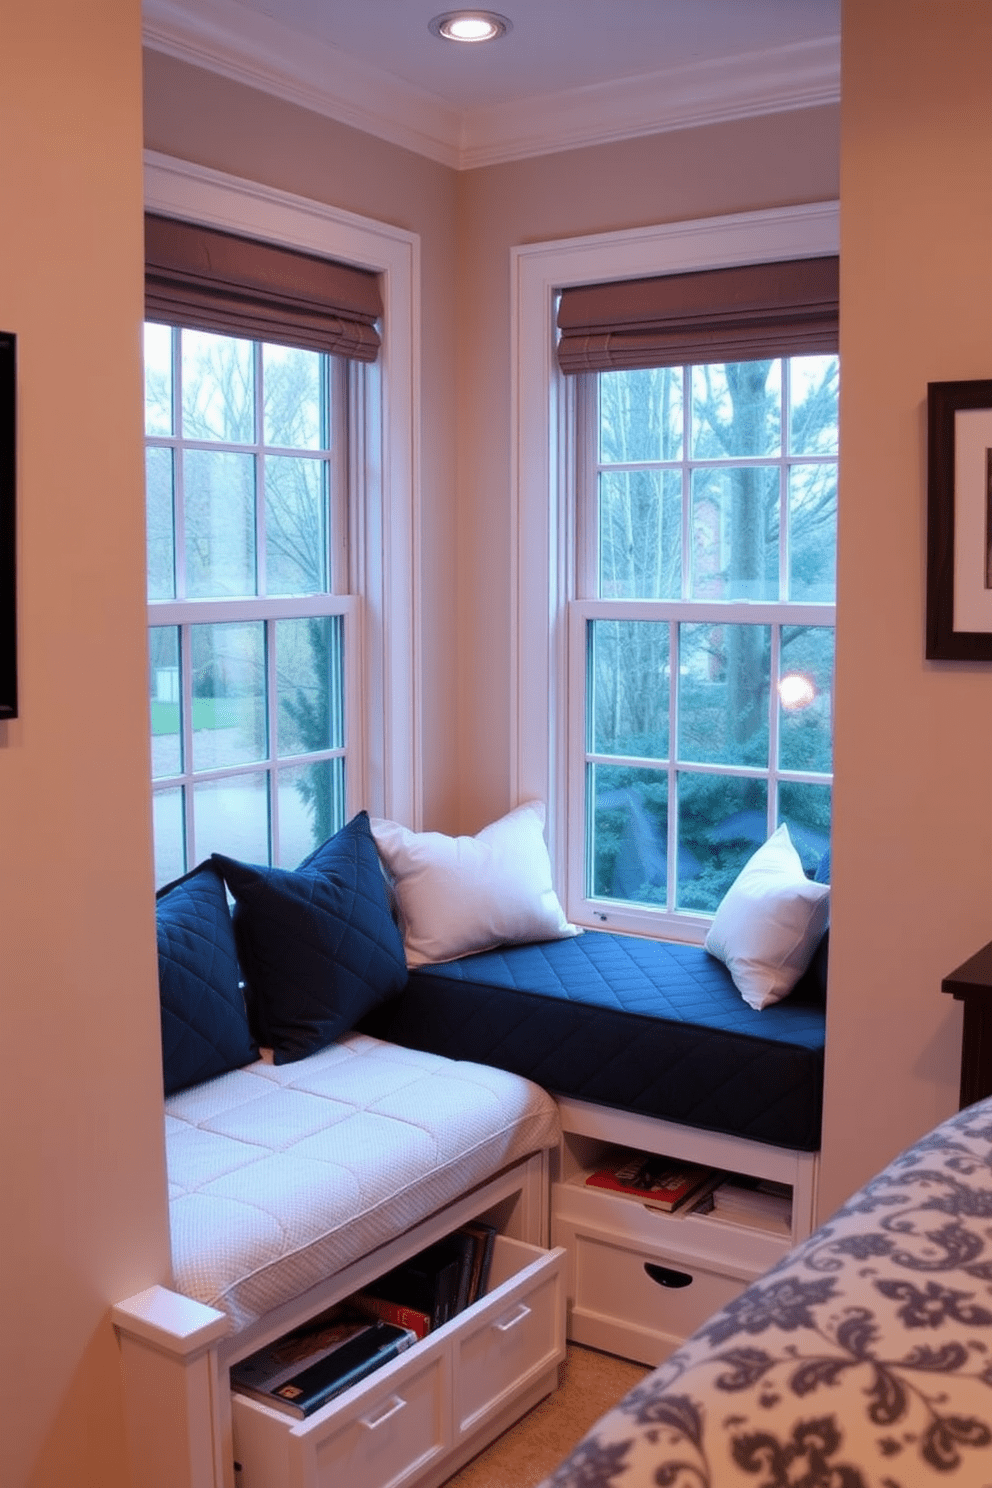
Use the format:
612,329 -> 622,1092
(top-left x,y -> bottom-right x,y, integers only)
584,1151 -> 718,1212
351,1220 -> 497,1339
705,1176 -> 792,1232
230,1220 -> 501,1419
230,1305 -> 417,1419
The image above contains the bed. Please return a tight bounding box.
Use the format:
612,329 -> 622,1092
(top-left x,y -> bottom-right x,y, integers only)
539,1095 -> 992,1488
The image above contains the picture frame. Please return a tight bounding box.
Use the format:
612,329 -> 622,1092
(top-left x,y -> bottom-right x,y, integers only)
926,378 -> 992,661
0,331 -> 16,718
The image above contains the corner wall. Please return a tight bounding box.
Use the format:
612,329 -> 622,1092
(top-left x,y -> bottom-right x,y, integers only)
819,0 -> 992,1216
0,5 -> 171,1486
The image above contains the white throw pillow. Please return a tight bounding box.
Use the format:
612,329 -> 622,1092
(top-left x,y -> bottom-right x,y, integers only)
370,801 -> 580,968
704,824 -> 830,1011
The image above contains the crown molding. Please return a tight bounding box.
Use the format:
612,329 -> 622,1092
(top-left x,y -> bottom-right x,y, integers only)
144,0 -> 465,168
461,37 -> 840,168
143,0 -> 840,171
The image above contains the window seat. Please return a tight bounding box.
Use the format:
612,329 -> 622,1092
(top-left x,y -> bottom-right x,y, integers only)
363,927 -> 827,1153
114,1033 -> 562,1488
363,929 -> 827,1363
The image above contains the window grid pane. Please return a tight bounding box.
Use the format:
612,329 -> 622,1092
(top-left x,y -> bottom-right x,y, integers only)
577,357 -> 832,916
578,352 -> 835,927
581,610 -> 832,918
147,324 -> 350,887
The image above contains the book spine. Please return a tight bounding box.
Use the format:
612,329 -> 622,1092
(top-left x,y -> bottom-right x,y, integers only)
431,1257 -> 462,1329
473,1224 -> 496,1301
453,1231 -> 477,1317
353,1292 -> 431,1340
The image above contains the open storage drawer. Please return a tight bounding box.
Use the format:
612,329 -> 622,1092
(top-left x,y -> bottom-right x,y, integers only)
231,1236 -> 566,1488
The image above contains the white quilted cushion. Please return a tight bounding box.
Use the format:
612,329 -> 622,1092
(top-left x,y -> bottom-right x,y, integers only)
166,1033 -> 560,1333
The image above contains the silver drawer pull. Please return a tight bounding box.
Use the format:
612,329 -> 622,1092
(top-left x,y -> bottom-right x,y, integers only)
359,1394 -> 407,1431
494,1302 -> 531,1333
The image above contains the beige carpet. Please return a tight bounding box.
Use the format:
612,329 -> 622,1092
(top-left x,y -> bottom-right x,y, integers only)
441,1343 -> 650,1488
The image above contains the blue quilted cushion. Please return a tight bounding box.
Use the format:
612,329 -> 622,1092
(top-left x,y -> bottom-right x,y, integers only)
157,862 -> 257,1096
212,811 -> 408,1064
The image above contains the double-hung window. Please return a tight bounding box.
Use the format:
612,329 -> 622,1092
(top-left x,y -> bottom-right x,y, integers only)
144,214 -> 381,887
560,257 -> 838,937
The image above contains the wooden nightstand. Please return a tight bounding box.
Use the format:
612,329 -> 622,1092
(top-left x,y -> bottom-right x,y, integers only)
942,940 -> 992,1109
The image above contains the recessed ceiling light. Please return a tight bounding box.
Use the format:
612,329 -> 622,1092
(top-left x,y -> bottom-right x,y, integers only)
428,11 -> 512,44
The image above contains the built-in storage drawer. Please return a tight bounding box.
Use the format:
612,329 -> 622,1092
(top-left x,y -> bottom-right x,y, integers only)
552,1135 -> 796,1367
553,1210 -> 746,1366
232,1237 -> 565,1488
453,1238 -> 564,1440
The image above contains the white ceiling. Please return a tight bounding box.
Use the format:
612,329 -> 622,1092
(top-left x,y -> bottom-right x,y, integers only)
143,0 -> 841,170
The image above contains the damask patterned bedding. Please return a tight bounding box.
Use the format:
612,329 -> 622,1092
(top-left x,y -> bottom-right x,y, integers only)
541,1097 -> 992,1487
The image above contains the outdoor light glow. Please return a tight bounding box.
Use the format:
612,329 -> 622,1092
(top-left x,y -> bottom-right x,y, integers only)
778,672 -> 817,711
429,11 -> 511,43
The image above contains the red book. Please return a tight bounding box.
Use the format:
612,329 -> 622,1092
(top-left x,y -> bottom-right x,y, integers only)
351,1291 -> 433,1340
585,1153 -> 715,1211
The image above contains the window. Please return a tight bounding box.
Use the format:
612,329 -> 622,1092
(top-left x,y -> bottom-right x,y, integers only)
144,158 -> 422,877
509,206 -> 840,945
568,352 -> 837,936
145,324 -> 362,886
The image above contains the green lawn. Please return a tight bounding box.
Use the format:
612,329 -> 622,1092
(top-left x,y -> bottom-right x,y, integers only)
150,697 -> 245,735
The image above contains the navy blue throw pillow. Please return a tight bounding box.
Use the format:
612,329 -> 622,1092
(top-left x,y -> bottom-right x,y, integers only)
212,811 -> 408,1064
797,845 -> 830,1005
157,862 -> 257,1096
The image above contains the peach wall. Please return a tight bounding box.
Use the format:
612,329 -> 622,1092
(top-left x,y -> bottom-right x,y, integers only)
454,107 -> 840,830
819,0 -> 992,1216
144,51 -> 462,831
0,5 -> 170,1487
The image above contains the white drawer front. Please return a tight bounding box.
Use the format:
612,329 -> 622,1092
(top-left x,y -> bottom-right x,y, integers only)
311,1351 -> 448,1488
233,1340 -> 449,1488
557,1216 -> 744,1366
453,1243 -> 565,1439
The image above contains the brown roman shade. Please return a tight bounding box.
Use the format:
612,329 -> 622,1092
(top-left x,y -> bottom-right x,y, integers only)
145,214 -> 382,362
556,255 -> 838,375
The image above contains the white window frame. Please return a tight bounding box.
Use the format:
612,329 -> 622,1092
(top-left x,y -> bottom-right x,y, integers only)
145,150 -> 422,829
510,202 -> 839,927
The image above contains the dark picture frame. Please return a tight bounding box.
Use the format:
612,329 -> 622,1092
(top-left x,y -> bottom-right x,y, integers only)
926,378 -> 992,661
0,332 -> 16,717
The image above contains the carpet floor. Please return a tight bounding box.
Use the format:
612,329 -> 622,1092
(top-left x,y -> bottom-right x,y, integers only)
440,1343 -> 650,1488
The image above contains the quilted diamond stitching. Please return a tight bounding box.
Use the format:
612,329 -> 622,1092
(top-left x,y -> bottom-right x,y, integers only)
213,812 -> 407,1063
157,865 -> 256,1095
375,928 -> 825,1149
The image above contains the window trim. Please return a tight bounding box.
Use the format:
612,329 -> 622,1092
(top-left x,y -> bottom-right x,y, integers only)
510,202 -> 839,901
145,150 -> 422,828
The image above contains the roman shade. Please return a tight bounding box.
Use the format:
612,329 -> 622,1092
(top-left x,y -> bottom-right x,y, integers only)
556,255 -> 838,375
145,214 -> 382,362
